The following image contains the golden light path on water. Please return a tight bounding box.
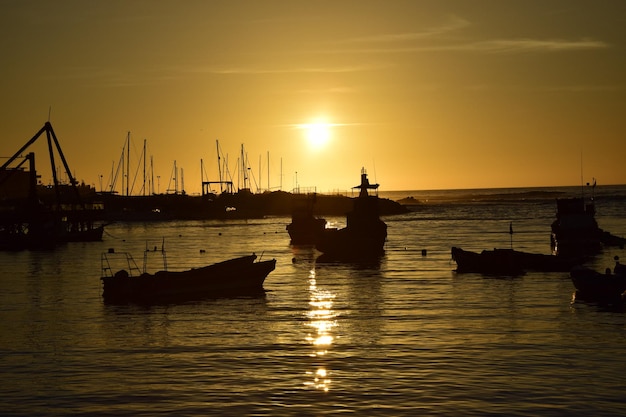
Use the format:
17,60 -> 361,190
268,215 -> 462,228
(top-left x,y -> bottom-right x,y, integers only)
304,267 -> 336,392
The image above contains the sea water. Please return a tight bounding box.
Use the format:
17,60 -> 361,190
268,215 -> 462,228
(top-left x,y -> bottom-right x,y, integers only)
1,185 -> 625,416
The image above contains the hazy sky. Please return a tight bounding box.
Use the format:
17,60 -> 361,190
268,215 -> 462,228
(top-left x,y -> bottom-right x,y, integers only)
1,0 -> 625,194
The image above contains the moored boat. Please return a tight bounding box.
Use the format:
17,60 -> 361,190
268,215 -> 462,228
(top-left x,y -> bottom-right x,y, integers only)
315,168 -> 387,261
101,250 -> 276,304
570,257 -> 626,302
286,193 -> 327,245
550,197 -> 602,257
451,246 -> 584,275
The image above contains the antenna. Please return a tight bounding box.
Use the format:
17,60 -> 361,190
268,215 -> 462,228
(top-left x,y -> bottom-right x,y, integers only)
48,106 -> 52,122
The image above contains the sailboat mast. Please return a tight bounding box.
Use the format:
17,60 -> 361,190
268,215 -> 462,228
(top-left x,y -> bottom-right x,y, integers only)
241,144 -> 245,190
110,160 -> 114,192
200,159 -> 204,196
267,151 -> 270,191
143,139 -> 146,196
150,155 -> 154,195
126,131 -> 130,196
216,140 -> 223,193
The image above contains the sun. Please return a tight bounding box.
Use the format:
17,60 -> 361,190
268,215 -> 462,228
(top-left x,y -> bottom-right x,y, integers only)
303,121 -> 331,150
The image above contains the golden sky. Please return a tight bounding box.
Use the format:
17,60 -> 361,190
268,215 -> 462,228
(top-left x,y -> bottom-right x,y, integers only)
1,0 -> 625,194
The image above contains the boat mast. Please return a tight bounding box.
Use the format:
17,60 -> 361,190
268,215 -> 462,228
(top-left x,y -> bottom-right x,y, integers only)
150,155 -> 154,195
143,139 -> 146,196
126,131 -> 130,196
180,167 -> 184,194
216,140 -> 222,193
267,151 -> 270,191
200,159 -> 204,196
241,144 -> 246,191
174,160 -> 178,194
110,160 -> 114,192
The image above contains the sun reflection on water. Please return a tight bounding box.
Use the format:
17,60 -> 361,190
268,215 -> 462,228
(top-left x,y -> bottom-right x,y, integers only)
304,267 -> 337,392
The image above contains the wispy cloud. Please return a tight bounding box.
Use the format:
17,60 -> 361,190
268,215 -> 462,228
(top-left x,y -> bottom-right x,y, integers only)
317,13 -> 608,55
320,37 -> 608,55
461,83 -> 626,93
282,122 -> 370,130
45,62 -> 390,87
466,38 -> 609,53
198,63 -> 390,74
335,16 -> 470,44
543,84 -> 626,92
295,87 -> 357,94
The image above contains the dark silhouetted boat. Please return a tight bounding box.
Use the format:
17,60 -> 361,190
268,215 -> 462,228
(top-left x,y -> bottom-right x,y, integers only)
550,196 -> 602,257
570,257 -> 626,303
101,249 -> 276,304
316,168 -> 387,261
451,246 -> 584,275
550,187 -> 625,257
286,193 -> 326,245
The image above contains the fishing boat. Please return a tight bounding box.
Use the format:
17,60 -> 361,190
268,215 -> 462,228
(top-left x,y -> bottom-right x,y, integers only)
451,246 -> 584,275
286,193 -> 327,245
570,257 -> 626,302
316,168 -> 387,261
101,248 -> 276,304
550,197 -> 602,257
550,182 -> 626,256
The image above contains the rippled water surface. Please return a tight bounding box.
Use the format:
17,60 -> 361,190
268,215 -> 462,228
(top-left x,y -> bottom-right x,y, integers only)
1,186 -> 625,416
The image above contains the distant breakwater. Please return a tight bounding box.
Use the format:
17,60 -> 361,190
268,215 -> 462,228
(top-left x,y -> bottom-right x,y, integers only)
96,190 -> 408,221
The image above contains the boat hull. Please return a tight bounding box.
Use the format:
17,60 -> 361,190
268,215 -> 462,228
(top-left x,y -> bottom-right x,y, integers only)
451,246 -> 583,275
570,266 -> 626,302
316,226 -> 386,261
101,255 -> 276,304
550,197 -> 602,256
287,217 -> 327,245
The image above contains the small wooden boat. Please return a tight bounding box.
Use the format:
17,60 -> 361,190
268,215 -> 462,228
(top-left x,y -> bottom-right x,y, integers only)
570,257 -> 626,302
101,250 -> 276,304
451,246 -> 584,275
